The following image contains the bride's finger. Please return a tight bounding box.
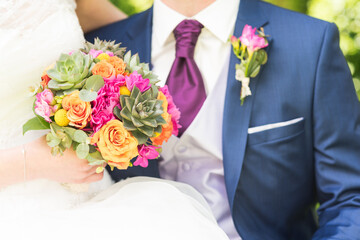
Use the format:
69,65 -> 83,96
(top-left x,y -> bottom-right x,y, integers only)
85,164 -> 106,175
83,171 -> 104,183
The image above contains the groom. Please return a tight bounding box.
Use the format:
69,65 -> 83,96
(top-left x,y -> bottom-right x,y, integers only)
86,0 -> 360,239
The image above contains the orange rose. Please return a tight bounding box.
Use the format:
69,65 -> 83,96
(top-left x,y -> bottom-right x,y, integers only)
106,56 -> 126,75
91,60 -> 116,80
151,115 -> 173,146
62,91 -> 91,129
91,120 -> 138,169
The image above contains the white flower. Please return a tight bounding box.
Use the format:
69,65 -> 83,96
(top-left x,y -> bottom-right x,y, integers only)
235,69 -> 251,100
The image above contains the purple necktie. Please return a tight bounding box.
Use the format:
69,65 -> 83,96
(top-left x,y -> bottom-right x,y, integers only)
166,19 -> 206,136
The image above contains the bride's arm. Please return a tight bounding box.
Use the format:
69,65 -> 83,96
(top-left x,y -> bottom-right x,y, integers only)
76,0 -> 127,33
0,137 -> 104,189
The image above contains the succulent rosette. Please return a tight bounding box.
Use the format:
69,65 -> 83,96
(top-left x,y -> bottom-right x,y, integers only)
47,51 -> 93,90
23,38 -> 180,173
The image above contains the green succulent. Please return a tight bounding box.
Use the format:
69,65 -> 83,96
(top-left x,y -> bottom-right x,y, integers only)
82,38 -> 126,57
47,51 -> 93,91
123,51 -> 160,85
115,86 -> 167,145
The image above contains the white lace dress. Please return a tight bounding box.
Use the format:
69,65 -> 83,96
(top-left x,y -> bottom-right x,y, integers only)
0,1 -> 229,239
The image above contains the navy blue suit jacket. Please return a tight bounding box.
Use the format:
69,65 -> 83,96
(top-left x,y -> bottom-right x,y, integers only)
86,0 -> 360,239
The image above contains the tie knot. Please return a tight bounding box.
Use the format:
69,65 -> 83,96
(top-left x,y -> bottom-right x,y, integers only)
173,19 -> 203,58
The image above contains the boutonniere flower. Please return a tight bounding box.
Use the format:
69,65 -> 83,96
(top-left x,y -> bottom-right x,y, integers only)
230,24 -> 269,104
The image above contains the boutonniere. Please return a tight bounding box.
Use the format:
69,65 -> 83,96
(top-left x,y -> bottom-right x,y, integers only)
230,24 -> 269,105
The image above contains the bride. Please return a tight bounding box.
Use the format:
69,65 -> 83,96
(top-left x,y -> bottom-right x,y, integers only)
0,0 -> 229,239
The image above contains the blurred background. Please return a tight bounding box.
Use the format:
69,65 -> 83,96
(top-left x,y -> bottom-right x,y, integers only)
110,0 -> 360,99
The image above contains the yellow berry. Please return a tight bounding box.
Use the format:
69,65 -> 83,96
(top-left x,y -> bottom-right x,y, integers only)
96,53 -> 110,61
54,109 -> 70,127
120,86 -> 131,96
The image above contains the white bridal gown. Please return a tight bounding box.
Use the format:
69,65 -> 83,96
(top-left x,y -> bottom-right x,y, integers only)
0,1 -> 229,239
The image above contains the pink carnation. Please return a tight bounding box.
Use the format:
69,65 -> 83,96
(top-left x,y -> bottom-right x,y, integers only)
239,24 -> 268,53
159,85 -> 181,136
36,89 -> 54,105
90,78 -> 125,132
88,49 -> 115,59
34,89 -> 55,122
88,49 -> 103,58
125,71 -> 151,92
134,145 -> 160,168
105,51 -> 114,57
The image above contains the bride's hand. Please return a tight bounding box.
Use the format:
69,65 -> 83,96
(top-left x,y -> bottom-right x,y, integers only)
76,0 -> 127,33
27,137 -> 105,184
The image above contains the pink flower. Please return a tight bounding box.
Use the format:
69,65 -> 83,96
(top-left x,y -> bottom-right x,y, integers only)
88,49 -> 103,58
34,89 -> 56,122
230,35 -> 238,43
88,49 -> 114,59
34,99 -> 53,122
159,85 -> 181,136
90,78 -> 124,132
125,71 -> 151,92
36,89 -> 54,105
105,51 -> 114,57
134,145 -> 160,168
239,25 -> 268,53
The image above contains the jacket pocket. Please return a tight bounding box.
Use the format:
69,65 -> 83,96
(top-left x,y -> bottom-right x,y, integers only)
247,118 -> 305,145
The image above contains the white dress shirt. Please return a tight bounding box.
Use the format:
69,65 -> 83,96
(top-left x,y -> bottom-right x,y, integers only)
152,0 -> 241,239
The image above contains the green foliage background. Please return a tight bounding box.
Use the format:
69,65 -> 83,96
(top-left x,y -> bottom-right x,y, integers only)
111,0 -> 360,99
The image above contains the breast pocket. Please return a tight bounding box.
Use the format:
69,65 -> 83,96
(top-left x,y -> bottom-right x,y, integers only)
247,117 -> 305,145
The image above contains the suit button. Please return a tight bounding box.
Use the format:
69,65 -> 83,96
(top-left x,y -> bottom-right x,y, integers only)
182,163 -> 191,171
177,145 -> 187,153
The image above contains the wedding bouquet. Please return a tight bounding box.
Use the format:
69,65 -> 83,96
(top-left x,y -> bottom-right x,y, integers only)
23,38 -> 181,173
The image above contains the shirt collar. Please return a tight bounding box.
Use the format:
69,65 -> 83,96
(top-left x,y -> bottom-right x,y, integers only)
153,0 -> 240,46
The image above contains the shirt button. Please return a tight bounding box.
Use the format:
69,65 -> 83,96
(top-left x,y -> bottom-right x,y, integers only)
182,163 -> 191,171
177,145 -> 187,153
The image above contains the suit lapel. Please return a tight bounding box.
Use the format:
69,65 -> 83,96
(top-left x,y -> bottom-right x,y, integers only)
223,0 -> 271,209
125,7 -> 153,67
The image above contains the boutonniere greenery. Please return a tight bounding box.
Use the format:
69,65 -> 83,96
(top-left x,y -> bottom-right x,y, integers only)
230,24 -> 269,105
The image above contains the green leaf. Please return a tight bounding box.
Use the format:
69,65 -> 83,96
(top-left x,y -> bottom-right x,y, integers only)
58,82 -> 74,90
130,86 -> 141,99
154,125 -> 163,135
137,125 -> 154,137
86,151 -> 106,166
73,130 -> 88,143
250,65 -> 261,78
76,143 -> 90,159
141,118 -> 157,127
46,132 -> 61,147
47,69 -> 63,82
131,131 -> 148,145
61,134 -> 72,149
131,115 -> 144,127
79,89 -> 98,102
84,75 -> 104,92
155,115 -> 167,125
47,80 -> 61,90
120,107 -> 132,121
125,97 -> 135,111
63,127 -> 76,139
113,106 -> 122,120
130,54 -> 139,67
120,95 -> 127,108
124,51 -> 131,65
123,119 -> 137,131
23,117 -> 50,135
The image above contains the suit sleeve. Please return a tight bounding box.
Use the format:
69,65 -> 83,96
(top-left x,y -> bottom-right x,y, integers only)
312,23 -> 360,239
